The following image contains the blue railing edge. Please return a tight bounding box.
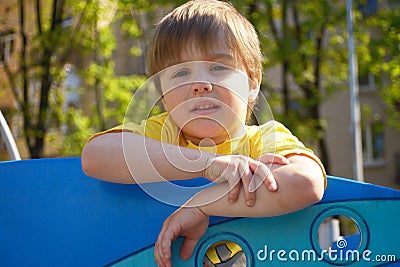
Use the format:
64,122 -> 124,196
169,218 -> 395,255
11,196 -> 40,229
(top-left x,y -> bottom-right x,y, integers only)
2,157 -> 399,203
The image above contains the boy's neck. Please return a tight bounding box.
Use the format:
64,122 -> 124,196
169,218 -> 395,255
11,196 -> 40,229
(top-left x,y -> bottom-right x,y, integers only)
181,126 -> 247,147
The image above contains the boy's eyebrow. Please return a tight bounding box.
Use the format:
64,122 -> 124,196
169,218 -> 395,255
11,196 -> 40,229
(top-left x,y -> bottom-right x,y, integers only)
209,53 -> 234,62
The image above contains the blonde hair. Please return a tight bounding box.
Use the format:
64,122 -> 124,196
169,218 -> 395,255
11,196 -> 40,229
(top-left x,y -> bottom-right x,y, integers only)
146,0 -> 263,82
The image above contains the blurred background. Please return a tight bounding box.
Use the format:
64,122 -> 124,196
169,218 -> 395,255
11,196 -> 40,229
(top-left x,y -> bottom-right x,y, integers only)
0,0 -> 399,189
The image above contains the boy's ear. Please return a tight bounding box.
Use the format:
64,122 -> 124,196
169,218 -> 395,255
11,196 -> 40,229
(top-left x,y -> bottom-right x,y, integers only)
249,71 -> 262,102
249,87 -> 259,102
161,96 -> 168,111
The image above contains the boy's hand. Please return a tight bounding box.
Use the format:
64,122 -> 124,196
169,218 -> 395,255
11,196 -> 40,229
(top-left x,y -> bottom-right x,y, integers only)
255,153 -> 291,189
154,207 -> 209,267
203,154 -> 289,206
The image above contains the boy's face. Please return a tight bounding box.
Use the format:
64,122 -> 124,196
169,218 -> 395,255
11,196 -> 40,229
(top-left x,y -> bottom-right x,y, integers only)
159,47 -> 259,146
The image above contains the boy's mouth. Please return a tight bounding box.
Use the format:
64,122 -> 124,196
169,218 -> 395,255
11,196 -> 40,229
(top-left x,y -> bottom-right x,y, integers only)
192,104 -> 218,111
190,102 -> 220,114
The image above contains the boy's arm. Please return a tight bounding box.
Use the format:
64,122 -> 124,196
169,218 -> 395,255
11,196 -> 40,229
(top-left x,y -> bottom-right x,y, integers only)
154,154 -> 325,266
81,132 -> 286,205
81,132 -> 205,184
193,154 -> 324,216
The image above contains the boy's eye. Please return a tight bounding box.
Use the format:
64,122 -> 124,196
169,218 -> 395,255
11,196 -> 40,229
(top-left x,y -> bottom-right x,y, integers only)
210,65 -> 229,71
173,70 -> 190,78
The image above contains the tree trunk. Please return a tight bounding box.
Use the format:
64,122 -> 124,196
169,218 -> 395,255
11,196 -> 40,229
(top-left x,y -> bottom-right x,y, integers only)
23,0 -> 65,158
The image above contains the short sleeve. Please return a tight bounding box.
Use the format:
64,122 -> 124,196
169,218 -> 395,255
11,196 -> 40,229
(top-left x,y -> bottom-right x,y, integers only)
87,113 -> 169,142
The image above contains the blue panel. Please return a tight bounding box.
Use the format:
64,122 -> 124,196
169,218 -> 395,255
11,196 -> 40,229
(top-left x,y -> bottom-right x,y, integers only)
111,200 -> 400,266
320,175 -> 400,203
0,158 -> 173,266
0,157 -> 399,266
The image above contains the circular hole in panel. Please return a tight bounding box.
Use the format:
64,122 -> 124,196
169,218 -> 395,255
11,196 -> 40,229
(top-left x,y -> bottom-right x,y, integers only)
318,215 -> 360,251
197,233 -> 252,267
203,240 -> 246,267
311,207 -> 369,265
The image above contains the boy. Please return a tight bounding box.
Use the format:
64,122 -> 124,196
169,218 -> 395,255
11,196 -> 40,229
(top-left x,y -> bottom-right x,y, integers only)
81,1 -> 326,266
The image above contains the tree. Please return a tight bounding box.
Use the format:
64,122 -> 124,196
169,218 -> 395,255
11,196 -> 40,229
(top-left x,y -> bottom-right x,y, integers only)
1,0 -> 147,158
236,0 -> 400,174
231,0 -> 352,173
357,2 -> 400,128
2,0 -> 91,158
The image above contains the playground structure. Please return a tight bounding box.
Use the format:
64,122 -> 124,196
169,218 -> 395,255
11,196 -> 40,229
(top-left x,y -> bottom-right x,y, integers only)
0,157 -> 399,266
1,1 -> 399,264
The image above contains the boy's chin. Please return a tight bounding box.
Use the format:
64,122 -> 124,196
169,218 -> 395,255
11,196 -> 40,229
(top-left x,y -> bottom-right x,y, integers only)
182,126 -> 228,145
180,117 -> 246,145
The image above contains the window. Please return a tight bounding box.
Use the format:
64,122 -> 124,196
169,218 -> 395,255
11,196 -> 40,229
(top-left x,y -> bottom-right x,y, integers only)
0,30 -> 15,64
61,64 -> 81,135
64,64 -> 81,109
62,16 -> 73,28
362,120 -> 384,165
357,0 -> 378,17
359,72 -> 376,91
388,0 -> 400,9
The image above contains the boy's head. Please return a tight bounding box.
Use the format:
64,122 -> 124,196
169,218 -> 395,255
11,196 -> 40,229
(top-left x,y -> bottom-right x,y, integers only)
146,0 -> 263,84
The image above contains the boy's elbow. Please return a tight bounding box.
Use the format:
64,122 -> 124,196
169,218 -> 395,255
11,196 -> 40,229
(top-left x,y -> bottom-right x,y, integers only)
300,171 -> 325,206
81,142 -> 99,178
288,156 -> 325,205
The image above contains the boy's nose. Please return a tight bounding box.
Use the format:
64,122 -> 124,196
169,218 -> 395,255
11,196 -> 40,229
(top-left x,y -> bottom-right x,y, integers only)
191,82 -> 213,95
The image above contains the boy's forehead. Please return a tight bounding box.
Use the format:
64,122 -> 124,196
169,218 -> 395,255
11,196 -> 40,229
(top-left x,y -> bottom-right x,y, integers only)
181,50 -> 233,63
170,43 -> 242,70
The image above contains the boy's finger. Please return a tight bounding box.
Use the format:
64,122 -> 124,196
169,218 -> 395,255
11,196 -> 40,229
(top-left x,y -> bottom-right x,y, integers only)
251,162 -> 278,192
155,232 -> 164,263
273,154 -> 290,164
248,173 -> 262,193
160,235 -> 173,266
257,153 -> 290,165
155,248 -> 170,267
241,172 -> 255,207
155,221 -> 174,267
227,182 -> 240,204
155,237 -> 169,267
238,163 -> 255,207
180,238 -> 199,260
263,170 -> 278,191
227,163 -> 247,203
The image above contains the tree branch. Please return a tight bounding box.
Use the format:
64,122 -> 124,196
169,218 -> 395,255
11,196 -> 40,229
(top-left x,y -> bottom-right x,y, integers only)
292,1 -> 307,68
58,0 -> 92,65
18,0 -> 34,156
282,0 -> 290,115
314,24 -> 326,94
265,1 -> 279,42
2,61 -> 22,109
35,0 -> 42,34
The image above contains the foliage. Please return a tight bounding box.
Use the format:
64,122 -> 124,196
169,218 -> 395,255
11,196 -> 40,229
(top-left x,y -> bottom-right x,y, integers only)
60,0 -> 149,156
230,0 -> 352,171
2,0 -> 398,160
1,0 -> 78,158
1,0 -> 148,157
359,5 -> 400,128
229,0 -> 400,172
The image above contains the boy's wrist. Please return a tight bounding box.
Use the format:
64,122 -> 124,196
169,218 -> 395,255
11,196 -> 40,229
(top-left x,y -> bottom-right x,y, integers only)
202,156 -> 211,179
202,154 -> 218,181
196,206 -> 209,217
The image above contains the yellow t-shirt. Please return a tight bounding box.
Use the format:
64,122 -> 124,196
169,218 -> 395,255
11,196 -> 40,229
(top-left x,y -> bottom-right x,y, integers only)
91,112 -> 326,184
